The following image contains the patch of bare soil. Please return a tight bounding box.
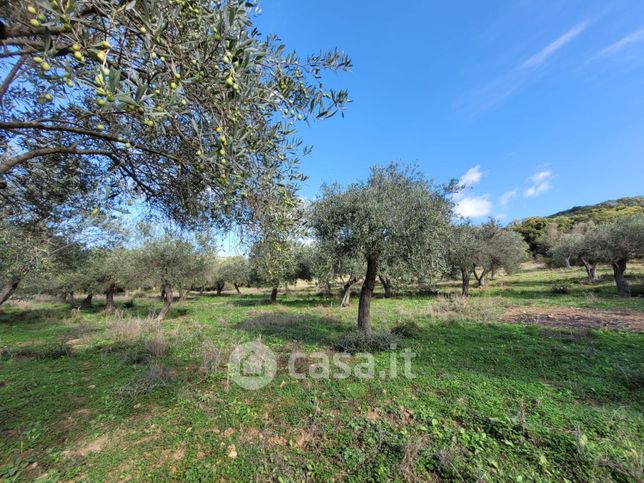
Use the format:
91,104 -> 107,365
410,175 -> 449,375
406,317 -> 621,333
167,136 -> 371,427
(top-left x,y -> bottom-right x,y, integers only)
501,307 -> 644,332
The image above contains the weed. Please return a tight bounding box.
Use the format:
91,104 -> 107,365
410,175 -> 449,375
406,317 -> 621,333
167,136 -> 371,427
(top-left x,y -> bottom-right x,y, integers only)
334,329 -> 400,353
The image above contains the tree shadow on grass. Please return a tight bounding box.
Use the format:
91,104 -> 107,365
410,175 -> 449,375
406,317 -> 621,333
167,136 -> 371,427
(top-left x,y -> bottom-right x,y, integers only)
0,305 -> 71,325
407,318 -> 644,408
235,312 -> 348,346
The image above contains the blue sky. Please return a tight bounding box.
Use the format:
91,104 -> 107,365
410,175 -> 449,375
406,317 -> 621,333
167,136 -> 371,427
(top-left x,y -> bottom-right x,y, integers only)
255,0 -> 644,222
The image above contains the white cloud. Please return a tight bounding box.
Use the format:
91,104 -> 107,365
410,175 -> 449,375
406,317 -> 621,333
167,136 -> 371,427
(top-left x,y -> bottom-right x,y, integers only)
530,170 -> 551,183
499,189 -> 518,206
455,195 -> 493,218
594,28 -> 644,59
524,170 -> 553,198
459,165 -> 483,188
521,20 -> 590,69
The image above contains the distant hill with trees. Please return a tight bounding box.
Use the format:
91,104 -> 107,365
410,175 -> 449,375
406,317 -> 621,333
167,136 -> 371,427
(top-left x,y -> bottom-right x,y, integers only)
511,196 -> 644,255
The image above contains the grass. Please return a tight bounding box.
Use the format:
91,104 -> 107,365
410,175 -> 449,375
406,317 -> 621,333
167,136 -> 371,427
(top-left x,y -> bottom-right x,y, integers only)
0,264 -> 643,481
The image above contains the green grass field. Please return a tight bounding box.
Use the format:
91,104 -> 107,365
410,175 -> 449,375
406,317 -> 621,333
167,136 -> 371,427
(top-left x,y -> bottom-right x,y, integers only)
1,264 -> 643,481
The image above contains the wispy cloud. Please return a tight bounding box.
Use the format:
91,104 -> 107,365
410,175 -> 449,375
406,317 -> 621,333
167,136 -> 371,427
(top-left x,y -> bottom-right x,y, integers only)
455,195 -> 493,218
499,189 -> 518,206
521,20 -> 590,69
457,20 -> 590,116
594,28 -> 644,59
524,170 -> 553,198
459,165 -> 483,187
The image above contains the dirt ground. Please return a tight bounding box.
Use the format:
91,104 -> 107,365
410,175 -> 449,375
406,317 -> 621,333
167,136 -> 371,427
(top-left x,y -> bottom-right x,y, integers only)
501,306 -> 644,332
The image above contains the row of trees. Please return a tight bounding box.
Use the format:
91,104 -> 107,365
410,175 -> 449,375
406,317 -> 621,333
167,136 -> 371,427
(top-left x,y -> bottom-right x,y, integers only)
543,217 -> 644,296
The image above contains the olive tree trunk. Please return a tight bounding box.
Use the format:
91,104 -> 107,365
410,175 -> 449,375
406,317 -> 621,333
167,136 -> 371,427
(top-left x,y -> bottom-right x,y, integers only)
215,282 -> 225,296
81,293 -> 93,308
233,283 -> 241,294
104,284 -> 116,314
0,276 -> 20,306
378,275 -> 393,298
473,267 -> 487,288
269,286 -> 278,304
612,259 -> 630,297
461,268 -> 470,297
157,284 -> 173,320
580,257 -> 597,283
341,276 -> 358,308
357,255 -> 378,332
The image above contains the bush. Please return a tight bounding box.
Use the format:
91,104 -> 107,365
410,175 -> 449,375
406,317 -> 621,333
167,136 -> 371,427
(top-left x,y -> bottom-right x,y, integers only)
391,320 -> 421,338
334,330 -> 400,353
550,284 -> 570,295
116,364 -> 173,399
144,335 -> 172,359
200,340 -> 223,375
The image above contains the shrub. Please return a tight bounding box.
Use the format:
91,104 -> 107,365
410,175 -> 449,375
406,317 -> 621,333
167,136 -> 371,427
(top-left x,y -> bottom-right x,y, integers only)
116,364 -> 173,399
391,320 -> 422,338
334,330 -> 400,353
144,335 -> 172,359
550,284 -> 570,295
108,312 -> 159,341
200,340 -> 223,375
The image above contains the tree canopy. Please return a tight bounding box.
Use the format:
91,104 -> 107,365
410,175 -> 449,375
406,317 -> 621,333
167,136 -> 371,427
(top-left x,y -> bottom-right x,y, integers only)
1,0 -> 351,227
309,164 -> 454,331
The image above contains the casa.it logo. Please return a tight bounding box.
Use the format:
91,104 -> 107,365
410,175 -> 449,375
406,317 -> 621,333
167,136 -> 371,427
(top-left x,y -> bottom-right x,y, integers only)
228,340 -> 277,390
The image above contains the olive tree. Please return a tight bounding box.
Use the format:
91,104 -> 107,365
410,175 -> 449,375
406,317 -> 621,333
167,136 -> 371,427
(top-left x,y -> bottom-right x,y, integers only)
584,215 -> 644,297
473,224 -> 528,287
0,221 -> 57,305
135,236 -> 204,319
309,164 -> 453,332
1,0 -> 350,228
209,255 -> 249,295
445,224 -> 482,297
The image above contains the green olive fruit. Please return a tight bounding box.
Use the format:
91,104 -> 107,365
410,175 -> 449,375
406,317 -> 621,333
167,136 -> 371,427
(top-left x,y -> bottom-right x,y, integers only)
97,98 -> 106,106
96,124 -> 105,130
101,40 -> 111,49
41,62 -> 51,71
225,77 -> 234,87
44,93 -> 53,101
30,19 -> 40,27
170,82 -> 177,89
219,148 -> 225,155
72,43 -> 81,51
73,51 -> 84,61
139,26 -> 146,33
27,5 -> 37,14
216,127 -> 222,133
33,56 -> 43,63
96,51 -> 106,62
65,79 -> 74,87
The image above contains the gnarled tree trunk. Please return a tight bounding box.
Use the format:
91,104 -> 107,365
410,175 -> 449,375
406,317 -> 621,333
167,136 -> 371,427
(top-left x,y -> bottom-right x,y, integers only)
157,284 -> 173,320
233,282 -> 241,294
580,257 -> 597,283
358,255 -> 378,332
473,267 -> 487,288
0,276 -> 20,306
461,268 -> 470,297
81,293 -> 93,308
379,275 -> 393,298
215,281 -> 225,296
341,276 -> 358,308
269,286 -> 278,304
104,284 -> 116,314
612,259 -> 630,297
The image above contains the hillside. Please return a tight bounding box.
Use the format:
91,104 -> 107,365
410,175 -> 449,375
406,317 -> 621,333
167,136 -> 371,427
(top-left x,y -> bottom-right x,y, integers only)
511,196 -> 644,254
549,196 -> 644,224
